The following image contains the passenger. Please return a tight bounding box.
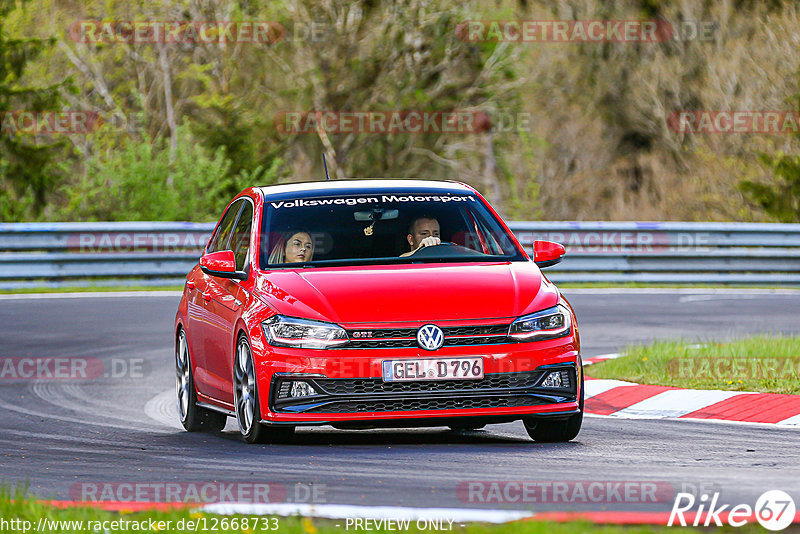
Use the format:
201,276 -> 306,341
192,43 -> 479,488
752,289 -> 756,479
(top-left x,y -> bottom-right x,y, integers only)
268,230 -> 314,263
400,216 -> 441,257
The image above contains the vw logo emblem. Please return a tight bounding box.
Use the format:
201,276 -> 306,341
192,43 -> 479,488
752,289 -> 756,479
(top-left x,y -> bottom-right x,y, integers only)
417,324 -> 444,351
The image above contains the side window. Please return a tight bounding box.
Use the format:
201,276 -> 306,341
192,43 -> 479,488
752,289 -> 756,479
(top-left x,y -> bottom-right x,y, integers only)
230,201 -> 253,271
207,200 -> 243,253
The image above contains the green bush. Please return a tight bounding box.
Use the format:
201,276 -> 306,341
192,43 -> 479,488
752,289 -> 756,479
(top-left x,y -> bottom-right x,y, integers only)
62,131 -> 281,222
0,181 -> 36,222
739,152 -> 800,223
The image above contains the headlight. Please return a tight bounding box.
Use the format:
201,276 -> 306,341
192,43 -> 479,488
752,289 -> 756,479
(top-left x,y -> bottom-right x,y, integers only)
262,315 -> 349,349
508,304 -> 572,341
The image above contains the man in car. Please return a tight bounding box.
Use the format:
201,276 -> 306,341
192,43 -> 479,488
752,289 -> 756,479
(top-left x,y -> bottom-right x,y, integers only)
400,216 -> 441,257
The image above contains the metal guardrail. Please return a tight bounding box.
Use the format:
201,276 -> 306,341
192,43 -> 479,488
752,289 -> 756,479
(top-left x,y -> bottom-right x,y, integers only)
0,222 -> 212,289
510,221 -> 800,284
1,221 -> 799,288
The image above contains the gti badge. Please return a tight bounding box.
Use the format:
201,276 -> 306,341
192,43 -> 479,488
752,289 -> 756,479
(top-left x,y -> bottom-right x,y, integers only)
351,331 -> 373,338
417,324 -> 444,351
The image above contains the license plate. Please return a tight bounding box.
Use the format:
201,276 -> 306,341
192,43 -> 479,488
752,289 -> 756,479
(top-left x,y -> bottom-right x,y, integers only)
382,357 -> 484,382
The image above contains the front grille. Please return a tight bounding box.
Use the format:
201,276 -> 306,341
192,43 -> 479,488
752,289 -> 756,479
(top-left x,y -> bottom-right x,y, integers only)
444,325 -> 509,336
271,367 -> 577,415
348,339 -> 418,349
443,336 -> 501,346
359,328 -> 417,338
313,371 -> 543,395
303,395 -> 545,413
346,324 -> 509,349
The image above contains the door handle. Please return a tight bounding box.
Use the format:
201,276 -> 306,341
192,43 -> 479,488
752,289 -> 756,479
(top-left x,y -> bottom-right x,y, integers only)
202,292 -> 212,302
186,281 -> 195,290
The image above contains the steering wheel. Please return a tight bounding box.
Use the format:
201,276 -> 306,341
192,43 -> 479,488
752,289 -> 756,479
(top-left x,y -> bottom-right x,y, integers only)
410,242 -> 483,258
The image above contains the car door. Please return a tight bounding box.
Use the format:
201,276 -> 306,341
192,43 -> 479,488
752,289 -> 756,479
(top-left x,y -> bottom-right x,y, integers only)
187,199 -> 244,401
202,200 -> 253,404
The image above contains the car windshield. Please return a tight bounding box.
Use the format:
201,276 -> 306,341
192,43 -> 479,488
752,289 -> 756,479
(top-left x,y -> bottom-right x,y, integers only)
259,191 -> 526,268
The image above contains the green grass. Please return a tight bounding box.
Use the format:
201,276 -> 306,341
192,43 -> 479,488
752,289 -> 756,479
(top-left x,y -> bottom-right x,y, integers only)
0,490 -> 766,533
588,334 -> 800,394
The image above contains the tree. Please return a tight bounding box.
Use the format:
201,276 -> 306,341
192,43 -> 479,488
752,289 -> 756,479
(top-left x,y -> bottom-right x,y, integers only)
0,0 -> 68,220
739,65 -> 800,223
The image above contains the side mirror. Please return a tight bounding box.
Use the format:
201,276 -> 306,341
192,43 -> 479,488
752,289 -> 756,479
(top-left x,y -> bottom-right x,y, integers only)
533,240 -> 566,268
200,250 -> 247,280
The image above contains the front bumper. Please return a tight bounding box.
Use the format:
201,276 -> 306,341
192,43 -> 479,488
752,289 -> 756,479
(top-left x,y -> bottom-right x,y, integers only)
254,335 -> 581,426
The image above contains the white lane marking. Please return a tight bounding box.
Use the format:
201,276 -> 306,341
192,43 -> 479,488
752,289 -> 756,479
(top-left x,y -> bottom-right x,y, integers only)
589,353 -> 623,359
583,353 -> 622,366
37,380 -> 174,430
585,412 -> 800,430
777,413 -> 800,427
202,503 -> 533,524
561,288 -> 800,295
144,389 -> 184,430
0,391 -> 173,433
0,291 -> 182,300
611,389 -> 754,419
679,295 -> 759,303
583,379 -> 637,398
32,381 -> 174,432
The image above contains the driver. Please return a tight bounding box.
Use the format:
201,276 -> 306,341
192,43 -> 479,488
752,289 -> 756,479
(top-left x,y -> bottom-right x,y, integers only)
400,216 -> 441,257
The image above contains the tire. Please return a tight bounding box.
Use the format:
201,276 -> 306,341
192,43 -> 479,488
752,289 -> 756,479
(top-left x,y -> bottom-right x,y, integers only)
233,334 -> 295,444
175,328 -> 227,433
523,373 -> 584,442
448,424 -> 486,432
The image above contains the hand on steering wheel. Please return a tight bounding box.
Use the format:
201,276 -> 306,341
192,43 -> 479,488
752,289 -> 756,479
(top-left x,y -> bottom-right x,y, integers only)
414,236 -> 441,251
407,238 -> 458,256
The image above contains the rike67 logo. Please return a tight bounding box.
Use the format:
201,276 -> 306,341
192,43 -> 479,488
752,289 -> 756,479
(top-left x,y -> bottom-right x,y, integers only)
669,490 -> 796,531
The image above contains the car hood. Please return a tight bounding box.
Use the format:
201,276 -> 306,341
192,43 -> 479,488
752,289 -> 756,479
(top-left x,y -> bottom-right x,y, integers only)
253,262 -> 559,325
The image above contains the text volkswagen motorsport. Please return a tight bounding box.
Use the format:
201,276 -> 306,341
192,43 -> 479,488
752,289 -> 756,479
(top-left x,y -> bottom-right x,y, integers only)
175,180 -> 583,443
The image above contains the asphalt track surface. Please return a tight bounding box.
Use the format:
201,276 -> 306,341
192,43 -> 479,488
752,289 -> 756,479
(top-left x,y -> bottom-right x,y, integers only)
0,289 -> 798,513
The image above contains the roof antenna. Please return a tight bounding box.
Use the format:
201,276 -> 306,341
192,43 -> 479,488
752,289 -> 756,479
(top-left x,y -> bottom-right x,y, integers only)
322,153 -> 330,181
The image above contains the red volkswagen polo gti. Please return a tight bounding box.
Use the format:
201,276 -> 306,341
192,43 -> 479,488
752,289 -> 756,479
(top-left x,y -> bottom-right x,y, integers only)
175,180 -> 583,443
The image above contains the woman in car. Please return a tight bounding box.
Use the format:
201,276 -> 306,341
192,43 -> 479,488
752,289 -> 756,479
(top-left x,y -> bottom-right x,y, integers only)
267,229 -> 314,264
